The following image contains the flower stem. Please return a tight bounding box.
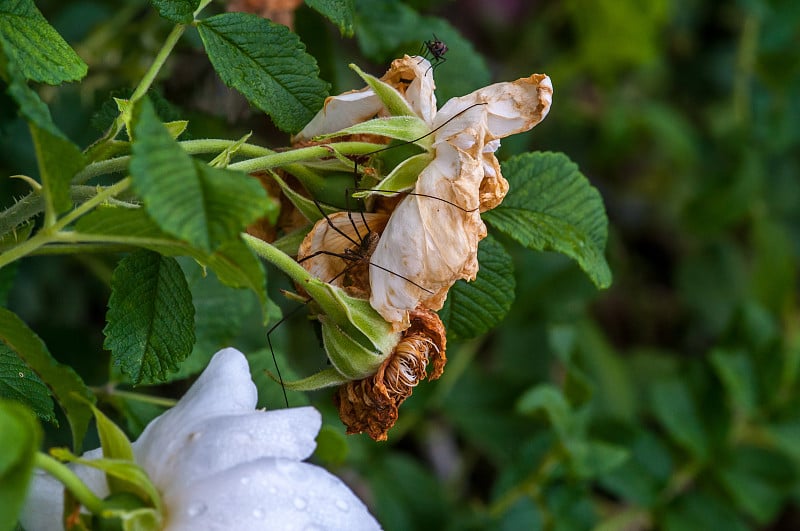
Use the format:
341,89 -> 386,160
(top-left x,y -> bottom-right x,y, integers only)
242,233 -> 313,287
91,385 -> 178,408
0,179 -> 131,269
35,452 -> 105,514
90,23 -> 186,152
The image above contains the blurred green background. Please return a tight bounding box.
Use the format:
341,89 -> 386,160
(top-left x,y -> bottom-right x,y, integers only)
2,0 -> 799,529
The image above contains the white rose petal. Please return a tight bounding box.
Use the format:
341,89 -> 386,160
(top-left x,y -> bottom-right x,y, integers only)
20,348 -> 382,531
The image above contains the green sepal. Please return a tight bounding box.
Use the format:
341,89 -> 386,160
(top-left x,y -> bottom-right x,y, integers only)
356,153 -> 432,198
308,281 -> 400,359
243,235 -> 400,379
209,132 -> 252,168
315,115 -> 430,149
319,315 -> 386,379
94,492 -> 160,531
85,401 -> 139,496
269,171 -> 335,223
349,63 -> 415,117
50,448 -> 163,514
278,367 -> 350,391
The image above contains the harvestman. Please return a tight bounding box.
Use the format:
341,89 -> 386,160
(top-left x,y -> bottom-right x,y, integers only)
267,88 -> 488,407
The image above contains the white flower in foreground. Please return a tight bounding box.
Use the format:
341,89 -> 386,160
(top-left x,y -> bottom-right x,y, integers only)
21,348 -> 381,531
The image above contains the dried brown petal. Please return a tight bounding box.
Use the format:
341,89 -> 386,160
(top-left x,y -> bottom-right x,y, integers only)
297,212 -> 389,297
334,309 -> 446,441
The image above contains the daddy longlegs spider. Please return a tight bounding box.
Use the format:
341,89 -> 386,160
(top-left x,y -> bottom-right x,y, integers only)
268,102 -> 488,406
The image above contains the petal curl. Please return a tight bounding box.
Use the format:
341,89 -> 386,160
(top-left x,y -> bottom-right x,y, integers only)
295,90 -> 384,142
380,55 -> 437,123
433,73 -> 553,143
163,458 -> 381,531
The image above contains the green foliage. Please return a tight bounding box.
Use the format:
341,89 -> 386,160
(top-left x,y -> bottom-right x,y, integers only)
150,0 -> 199,24
306,0 -> 355,37
1,0 -> 798,529
129,98 -> 275,254
484,152 -> 612,289
197,12 -> 329,133
0,0 -> 87,84
0,399 -> 41,531
439,235 -> 515,340
104,251 -> 195,385
0,308 -> 93,449
0,343 -> 54,422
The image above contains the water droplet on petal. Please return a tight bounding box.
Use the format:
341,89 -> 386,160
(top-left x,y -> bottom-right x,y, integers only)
187,501 -> 206,517
252,508 -> 264,519
268,486 -> 277,495
240,475 -> 251,485
293,496 -> 307,510
335,499 -> 349,512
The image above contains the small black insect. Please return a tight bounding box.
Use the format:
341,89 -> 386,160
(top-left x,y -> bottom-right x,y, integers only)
419,34 -> 448,72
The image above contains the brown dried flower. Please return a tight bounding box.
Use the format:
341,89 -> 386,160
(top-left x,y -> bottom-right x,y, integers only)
334,308 -> 446,441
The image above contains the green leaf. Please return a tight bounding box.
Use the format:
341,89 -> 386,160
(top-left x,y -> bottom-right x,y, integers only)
314,425 -> 348,465
150,0 -> 199,23
197,13 -> 329,133
74,208 -> 270,316
570,440 -> 628,479
709,348 -> 757,417
0,343 -> 54,422
205,239 -> 269,314
306,0 -> 354,36
516,384 -> 573,440
438,235 -> 515,340
104,251 -> 195,385
0,307 -> 94,449
0,0 -> 87,84
715,446 -> 794,524
130,98 -> 274,253
166,258 -> 255,380
0,399 -> 41,531
1,35 -> 73,141
483,152 -> 612,289
30,123 -> 85,220
650,378 -> 708,460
